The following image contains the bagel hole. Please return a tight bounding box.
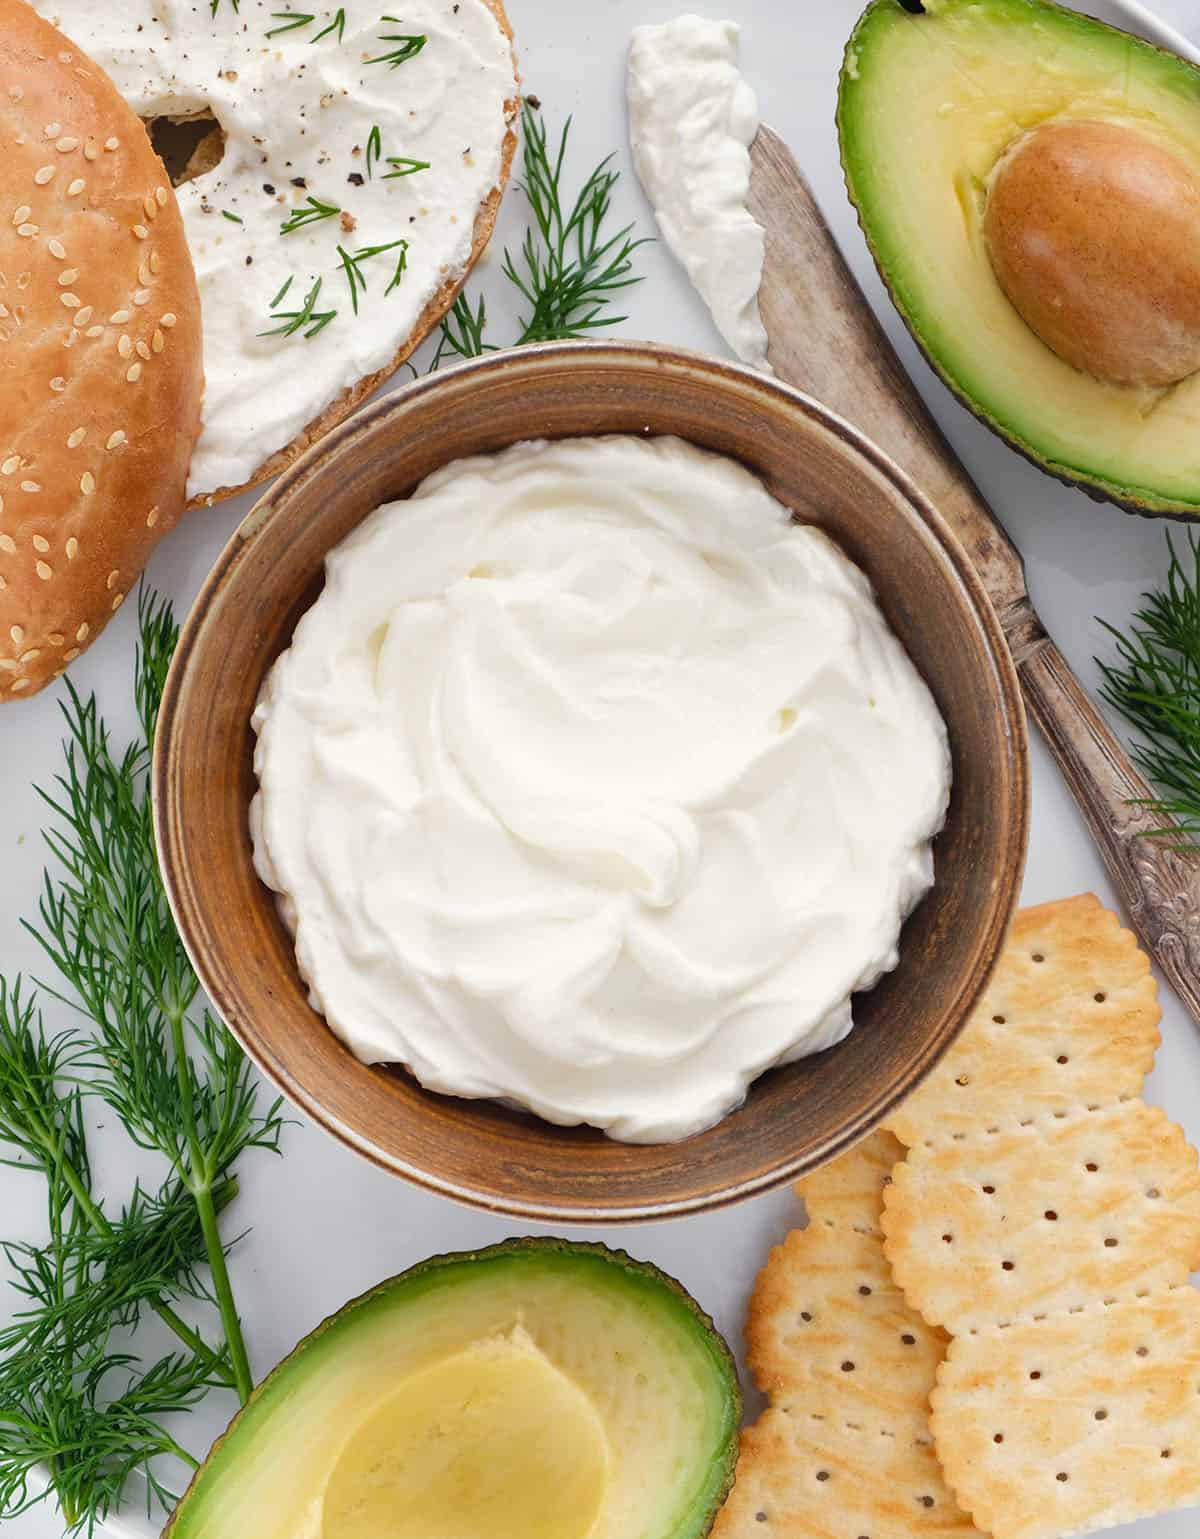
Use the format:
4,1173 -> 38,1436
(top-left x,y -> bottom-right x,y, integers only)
145,110 -> 227,187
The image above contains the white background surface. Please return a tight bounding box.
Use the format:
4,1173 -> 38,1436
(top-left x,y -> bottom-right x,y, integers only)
6,0 -> 1200,1534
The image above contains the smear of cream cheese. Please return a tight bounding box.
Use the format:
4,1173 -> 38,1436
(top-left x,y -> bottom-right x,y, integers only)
628,16 -> 772,371
34,0 -> 515,499
250,435 -> 951,1143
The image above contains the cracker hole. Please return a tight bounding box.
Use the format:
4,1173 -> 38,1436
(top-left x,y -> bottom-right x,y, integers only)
858,1285 -> 872,1296
901,1333 -> 916,1346
841,1361 -> 855,1373
1086,1163 -> 1099,1173
1163,1449 -> 1173,1459
1002,1261 -> 1015,1271
1147,1188 -> 1161,1200
1137,1347 -> 1150,1358
1056,1054 -> 1069,1065
800,1312 -> 812,1323
1094,1409 -> 1108,1421
816,1471 -> 830,1483
955,1075 -> 970,1087
1030,1370 -> 1042,1380
1094,991 -> 1107,1002
994,1433 -> 1005,1443
1056,1473 -> 1069,1483
918,1496 -> 935,1509
992,1014 -> 1006,1024
1104,1237 -> 1119,1249
1045,1210 -> 1058,1222
983,1185 -> 996,1195
1032,952 -> 1045,963
755,1515 -> 767,1525
942,1234 -> 954,1244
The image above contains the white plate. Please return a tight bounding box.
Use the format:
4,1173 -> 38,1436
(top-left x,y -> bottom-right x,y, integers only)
3,2 -> 1200,1535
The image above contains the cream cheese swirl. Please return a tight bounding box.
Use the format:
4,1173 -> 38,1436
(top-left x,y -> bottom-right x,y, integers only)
251,435 -> 951,1142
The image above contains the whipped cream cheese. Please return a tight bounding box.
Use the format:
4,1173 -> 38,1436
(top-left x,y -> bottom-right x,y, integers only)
34,0 -> 515,499
628,17 -> 772,371
251,436 -> 951,1143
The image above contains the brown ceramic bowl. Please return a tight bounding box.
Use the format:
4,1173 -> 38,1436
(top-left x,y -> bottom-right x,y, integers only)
153,341 -> 1028,1222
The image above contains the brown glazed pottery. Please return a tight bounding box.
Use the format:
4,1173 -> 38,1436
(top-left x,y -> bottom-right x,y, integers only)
153,341 -> 1029,1222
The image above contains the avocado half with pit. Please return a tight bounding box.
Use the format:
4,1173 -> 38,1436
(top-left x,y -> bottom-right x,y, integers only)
839,0 -> 1200,517
164,1238 -> 740,1539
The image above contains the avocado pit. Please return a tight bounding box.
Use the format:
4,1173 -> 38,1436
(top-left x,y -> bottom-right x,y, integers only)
984,119 -> 1200,388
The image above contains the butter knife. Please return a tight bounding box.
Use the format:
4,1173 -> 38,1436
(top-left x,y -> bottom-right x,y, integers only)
748,124 -> 1200,1022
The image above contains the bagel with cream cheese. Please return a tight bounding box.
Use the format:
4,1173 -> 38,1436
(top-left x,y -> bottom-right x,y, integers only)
33,0 -> 520,506
0,0 -> 203,702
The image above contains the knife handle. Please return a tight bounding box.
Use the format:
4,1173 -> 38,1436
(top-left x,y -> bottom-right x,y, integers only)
749,125 -> 1200,1014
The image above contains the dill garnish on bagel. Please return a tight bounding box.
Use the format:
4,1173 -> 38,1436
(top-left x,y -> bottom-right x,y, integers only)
31,0 -> 520,506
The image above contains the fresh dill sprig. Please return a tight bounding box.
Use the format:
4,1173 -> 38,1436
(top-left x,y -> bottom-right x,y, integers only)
367,22 -> 427,68
312,7 -> 346,42
210,0 -> 239,14
265,8 -> 313,36
366,125 -> 383,179
279,194 -> 341,236
1098,530 -> 1200,846
0,591 -> 285,1533
383,155 -> 431,180
433,99 -> 647,365
336,241 -> 408,312
260,274 -> 338,338
221,210 -> 243,224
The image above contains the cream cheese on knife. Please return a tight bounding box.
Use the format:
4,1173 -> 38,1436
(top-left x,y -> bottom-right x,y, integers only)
250,435 -> 951,1143
627,16 -> 773,371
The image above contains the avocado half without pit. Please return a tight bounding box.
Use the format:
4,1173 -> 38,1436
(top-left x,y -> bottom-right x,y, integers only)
163,1239 -> 740,1539
839,0 -> 1200,516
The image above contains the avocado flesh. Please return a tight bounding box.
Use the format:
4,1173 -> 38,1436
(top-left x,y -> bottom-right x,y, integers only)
840,0 -> 1200,515
165,1240 -> 740,1539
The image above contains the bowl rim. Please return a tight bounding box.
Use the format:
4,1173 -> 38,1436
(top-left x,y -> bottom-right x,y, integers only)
153,338 -> 1029,1222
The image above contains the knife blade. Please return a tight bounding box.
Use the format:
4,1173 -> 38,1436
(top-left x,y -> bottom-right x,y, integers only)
748,123 -> 1200,1025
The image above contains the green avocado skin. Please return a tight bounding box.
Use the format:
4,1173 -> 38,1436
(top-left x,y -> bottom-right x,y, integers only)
163,1236 -> 741,1539
838,0 -> 1200,521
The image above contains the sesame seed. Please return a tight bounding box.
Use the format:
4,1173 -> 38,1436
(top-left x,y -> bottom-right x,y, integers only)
21,481 -> 41,493
47,633 -> 63,646
11,206 -> 30,226
146,505 -> 160,527
65,537 -> 78,559
66,178 -> 85,197
19,649 -> 40,663
0,458 -> 16,475
149,250 -> 162,274
9,626 -> 22,644
32,535 -> 48,552
74,308 -> 93,327
58,269 -> 79,286
0,304 -> 7,319
43,123 -> 61,139
83,143 -> 98,162
67,429 -> 86,448
76,623 -> 88,641
10,678 -> 29,691
133,225 -> 149,241
80,472 -> 95,495
106,431 -> 126,450
133,289 -> 150,306
0,534 -> 14,554
138,261 -> 152,286
35,561 -> 51,581
62,332 -> 77,350
106,569 -> 119,590
117,335 -> 133,359
49,377 -> 65,393
34,165 -> 55,185
135,340 -> 151,361
64,647 -> 80,661
155,187 -> 168,206
85,325 -> 103,338
126,363 -> 142,383
144,195 -> 157,220
160,312 -> 177,329
104,137 -> 119,151
17,224 -> 38,238
48,238 -> 66,259
110,309 -> 131,325
152,329 -> 164,354
56,136 -> 79,153
112,592 -> 124,611
60,293 -> 80,309
0,576 -> 6,591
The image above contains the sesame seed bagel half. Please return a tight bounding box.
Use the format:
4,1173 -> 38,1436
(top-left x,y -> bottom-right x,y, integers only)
0,0 -> 202,702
